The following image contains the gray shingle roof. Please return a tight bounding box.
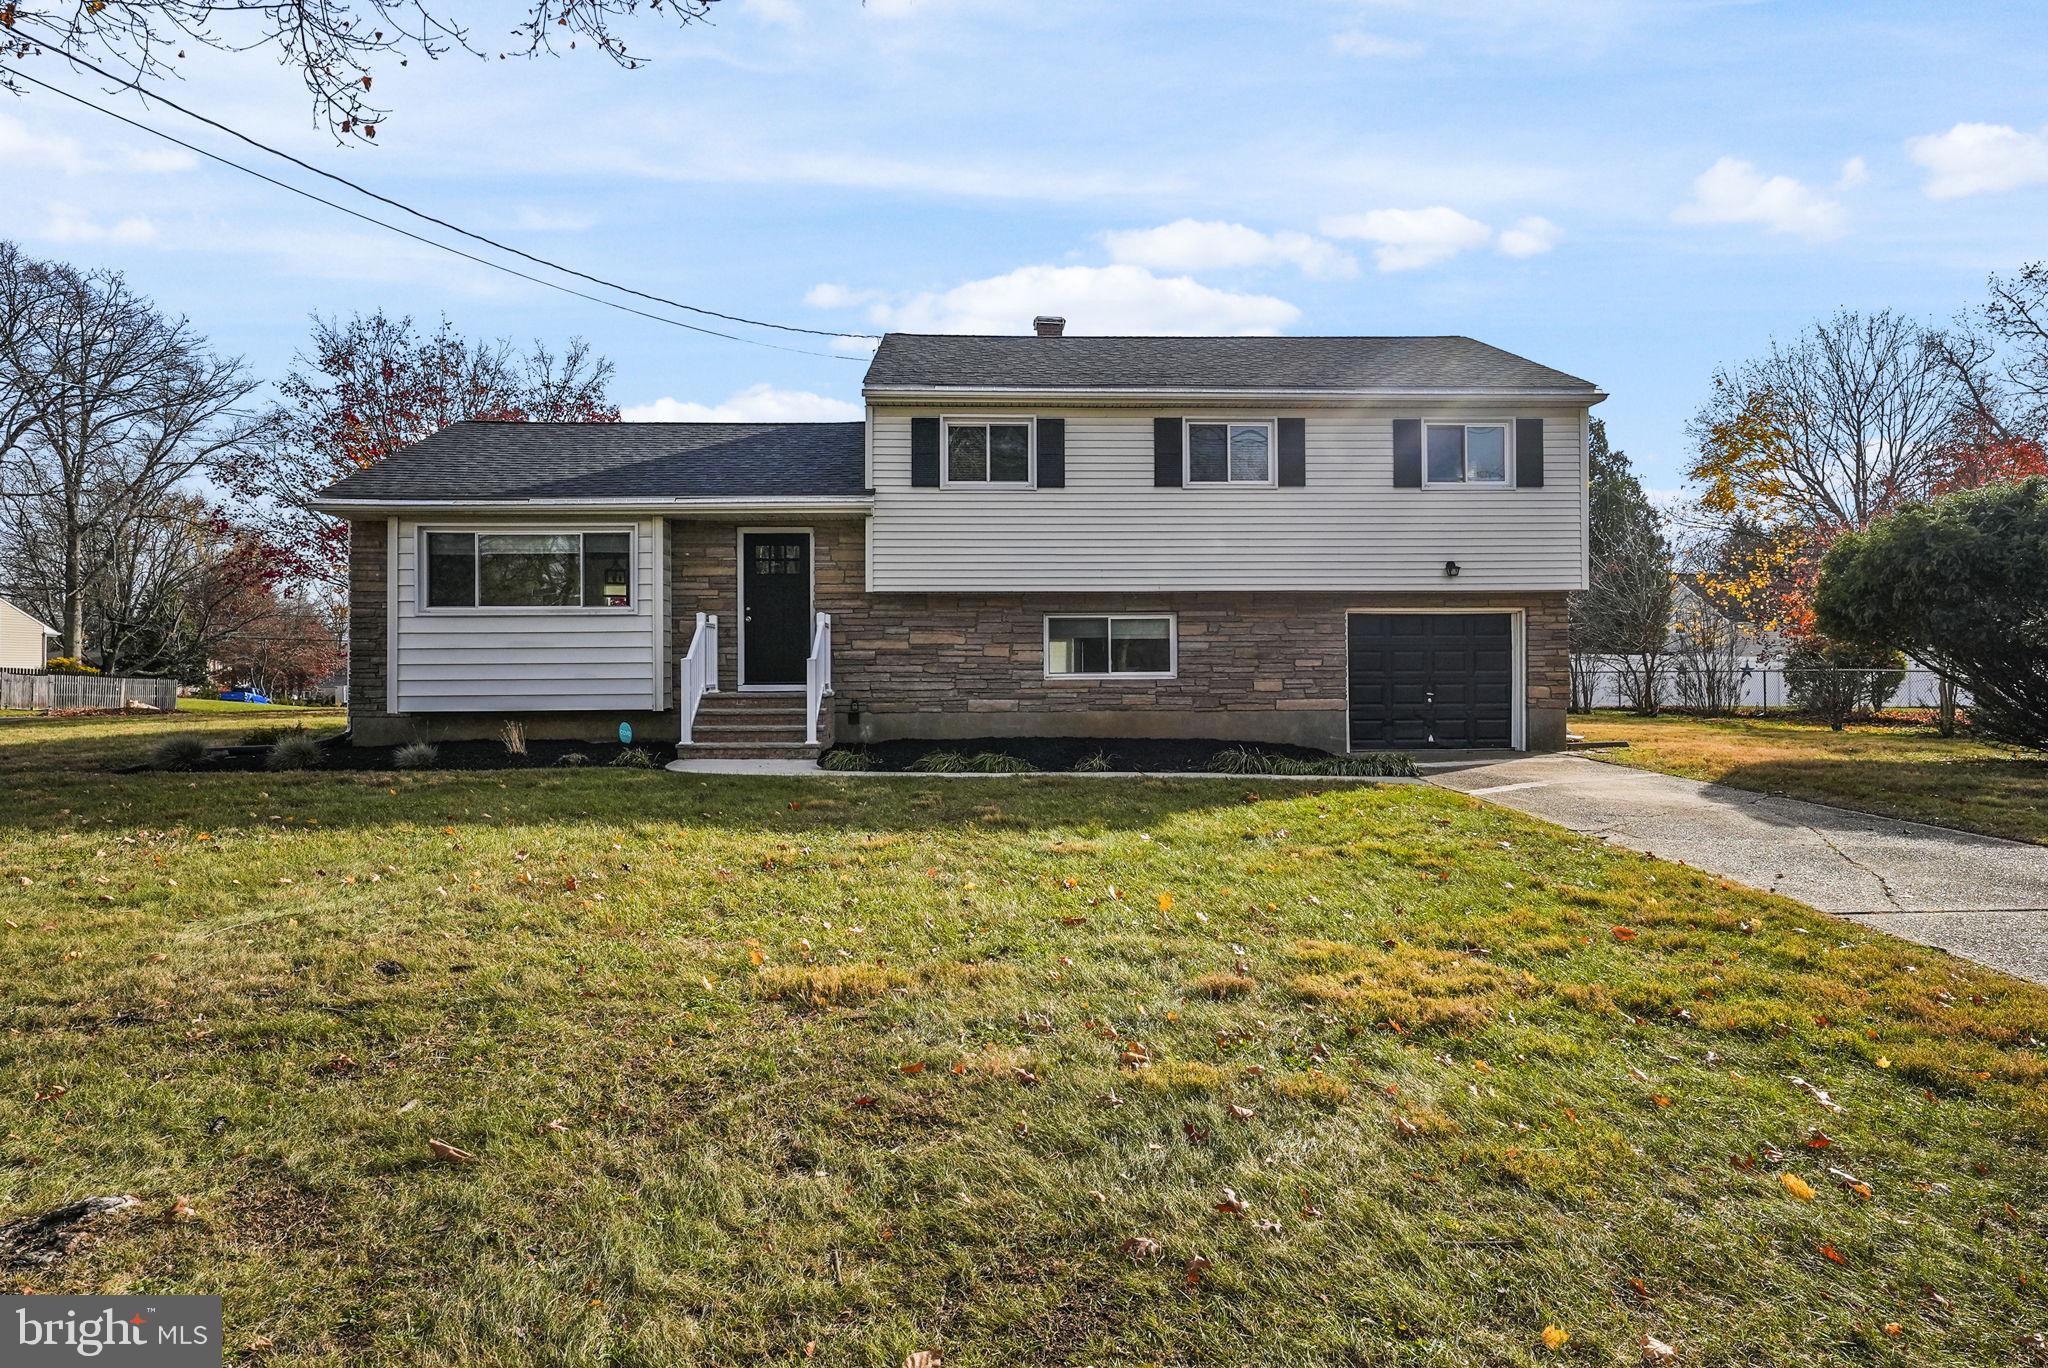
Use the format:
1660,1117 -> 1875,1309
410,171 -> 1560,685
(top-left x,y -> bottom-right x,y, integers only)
316,421 -> 868,503
863,334 -> 1598,393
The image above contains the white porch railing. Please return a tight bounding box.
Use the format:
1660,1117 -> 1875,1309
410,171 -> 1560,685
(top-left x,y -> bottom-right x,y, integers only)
804,611 -> 833,746
678,612 -> 719,744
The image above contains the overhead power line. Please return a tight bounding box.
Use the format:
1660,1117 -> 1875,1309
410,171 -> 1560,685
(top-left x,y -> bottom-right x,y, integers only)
3,64 -> 869,362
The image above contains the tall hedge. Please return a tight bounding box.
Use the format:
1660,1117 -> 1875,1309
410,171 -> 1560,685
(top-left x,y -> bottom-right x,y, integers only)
1814,478 -> 2048,749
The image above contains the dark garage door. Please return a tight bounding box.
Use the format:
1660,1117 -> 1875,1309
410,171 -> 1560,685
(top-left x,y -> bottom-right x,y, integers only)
1347,613 -> 1515,750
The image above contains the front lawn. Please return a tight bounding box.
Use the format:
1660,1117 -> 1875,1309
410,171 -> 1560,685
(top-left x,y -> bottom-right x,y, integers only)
2,715 -> 2044,1366
1571,710 -> 2048,845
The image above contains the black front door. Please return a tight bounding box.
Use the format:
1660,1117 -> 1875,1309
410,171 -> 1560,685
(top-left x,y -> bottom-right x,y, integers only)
741,532 -> 811,687
1347,613 -> 1515,749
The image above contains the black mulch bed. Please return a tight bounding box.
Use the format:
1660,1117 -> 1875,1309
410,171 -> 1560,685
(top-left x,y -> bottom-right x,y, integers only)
129,737 -> 664,774
821,736 -> 1377,773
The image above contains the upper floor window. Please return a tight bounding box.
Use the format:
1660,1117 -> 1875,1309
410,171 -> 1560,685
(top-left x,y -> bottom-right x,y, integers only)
1186,419 -> 1273,485
423,529 -> 633,610
1424,421 -> 1510,486
944,417 -> 1034,486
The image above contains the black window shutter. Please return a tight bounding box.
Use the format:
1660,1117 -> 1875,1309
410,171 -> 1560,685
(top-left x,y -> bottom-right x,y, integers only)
1153,417 -> 1183,487
1392,419 -> 1422,488
1277,417 -> 1306,487
1036,418 -> 1065,488
911,416 -> 940,487
1515,418 -> 1545,487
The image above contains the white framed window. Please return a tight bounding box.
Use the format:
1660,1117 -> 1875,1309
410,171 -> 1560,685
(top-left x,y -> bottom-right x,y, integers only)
421,528 -> 636,611
1185,419 -> 1275,486
1044,614 -> 1176,679
942,416 -> 1035,487
1423,421 -> 1513,486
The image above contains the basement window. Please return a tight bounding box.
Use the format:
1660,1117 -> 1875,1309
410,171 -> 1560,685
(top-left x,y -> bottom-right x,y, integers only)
1044,614 -> 1176,678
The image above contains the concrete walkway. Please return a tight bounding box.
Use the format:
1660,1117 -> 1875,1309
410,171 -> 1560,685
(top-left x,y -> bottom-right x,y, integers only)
1427,753 -> 2048,985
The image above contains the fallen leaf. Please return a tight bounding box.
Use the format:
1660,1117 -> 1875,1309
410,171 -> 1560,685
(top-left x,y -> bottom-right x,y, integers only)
1779,1172 -> 1816,1202
1612,926 -> 1638,942
900,1061 -> 926,1075
1120,1235 -> 1161,1260
1183,1254 -> 1212,1284
1641,1334 -> 1677,1361
1393,1114 -> 1420,1140
1542,1325 -> 1571,1351
904,1353 -> 940,1368
1818,1243 -> 1847,1265
1228,1104 -> 1255,1121
427,1138 -> 476,1164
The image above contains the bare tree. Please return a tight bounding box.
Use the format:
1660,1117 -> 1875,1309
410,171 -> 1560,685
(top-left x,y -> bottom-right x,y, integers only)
0,241 -> 262,659
1571,419 -> 1674,714
3,0 -> 718,140
1669,586 -> 1744,715
1689,310 -> 1962,535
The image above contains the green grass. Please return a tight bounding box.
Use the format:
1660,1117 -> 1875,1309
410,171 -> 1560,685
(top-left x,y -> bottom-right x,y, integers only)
2,713 -> 2044,1365
1573,710 -> 2048,844
176,698 -> 337,714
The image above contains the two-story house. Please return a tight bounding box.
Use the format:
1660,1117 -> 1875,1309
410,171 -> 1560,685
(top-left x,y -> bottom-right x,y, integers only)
315,321 -> 1603,756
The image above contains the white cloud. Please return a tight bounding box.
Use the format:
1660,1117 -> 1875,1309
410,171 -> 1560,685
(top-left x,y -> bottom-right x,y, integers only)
867,263 -> 1299,336
1906,122 -> 2048,199
1495,215 -> 1561,258
1671,157 -> 1844,241
805,282 -> 887,309
621,384 -> 862,422
1331,30 -> 1425,59
39,206 -> 158,246
1100,219 -> 1358,280
1319,206 -> 1493,271
1836,156 -> 1869,189
0,114 -> 193,175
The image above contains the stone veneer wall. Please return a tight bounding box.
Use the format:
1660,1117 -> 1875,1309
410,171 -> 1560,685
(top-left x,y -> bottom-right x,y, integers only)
347,519 -> 389,721
667,517 -> 1568,753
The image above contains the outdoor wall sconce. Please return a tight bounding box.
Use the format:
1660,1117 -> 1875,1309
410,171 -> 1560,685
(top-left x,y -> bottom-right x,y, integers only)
1443,560 -> 1462,579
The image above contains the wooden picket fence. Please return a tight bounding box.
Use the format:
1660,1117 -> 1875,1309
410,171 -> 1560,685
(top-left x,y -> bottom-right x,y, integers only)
0,673 -> 179,712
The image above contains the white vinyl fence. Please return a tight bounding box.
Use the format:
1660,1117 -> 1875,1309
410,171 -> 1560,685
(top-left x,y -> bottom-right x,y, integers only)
1571,658 -> 1964,713
0,674 -> 179,712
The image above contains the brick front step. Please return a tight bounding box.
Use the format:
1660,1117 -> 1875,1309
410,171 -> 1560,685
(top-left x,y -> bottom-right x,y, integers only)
675,740 -> 821,761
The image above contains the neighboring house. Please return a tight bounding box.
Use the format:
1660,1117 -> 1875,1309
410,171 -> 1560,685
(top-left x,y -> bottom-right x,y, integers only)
312,323 -> 1603,756
0,599 -> 58,670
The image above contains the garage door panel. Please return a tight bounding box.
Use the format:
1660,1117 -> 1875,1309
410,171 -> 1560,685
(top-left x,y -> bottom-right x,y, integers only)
1348,612 -> 1516,751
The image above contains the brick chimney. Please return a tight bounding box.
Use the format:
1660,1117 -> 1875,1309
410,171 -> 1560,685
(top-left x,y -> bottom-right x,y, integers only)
1032,315 -> 1066,337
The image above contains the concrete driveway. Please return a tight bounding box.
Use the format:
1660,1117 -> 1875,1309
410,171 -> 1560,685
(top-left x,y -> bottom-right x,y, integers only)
1427,753 -> 2048,985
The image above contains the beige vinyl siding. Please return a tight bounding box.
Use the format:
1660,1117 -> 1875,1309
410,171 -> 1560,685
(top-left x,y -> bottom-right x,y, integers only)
0,600 -> 53,670
867,404 -> 1590,593
391,519 -> 664,713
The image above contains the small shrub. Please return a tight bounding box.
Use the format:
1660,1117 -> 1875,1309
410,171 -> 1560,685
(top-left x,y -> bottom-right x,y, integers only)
818,747 -> 872,772
498,720 -> 527,757
265,734 -> 323,771
393,741 -> 439,770
46,656 -> 100,676
610,746 -> 658,769
1207,746 -> 1415,777
1783,635 -> 1907,729
1071,749 -> 1113,772
240,725 -> 292,746
150,734 -> 209,771
964,750 -> 1036,773
910,749 -> 968,773
555,751 -> 590,767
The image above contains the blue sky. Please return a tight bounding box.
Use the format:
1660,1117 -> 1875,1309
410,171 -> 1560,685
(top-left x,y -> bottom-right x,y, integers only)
4,0 -> 2046,492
